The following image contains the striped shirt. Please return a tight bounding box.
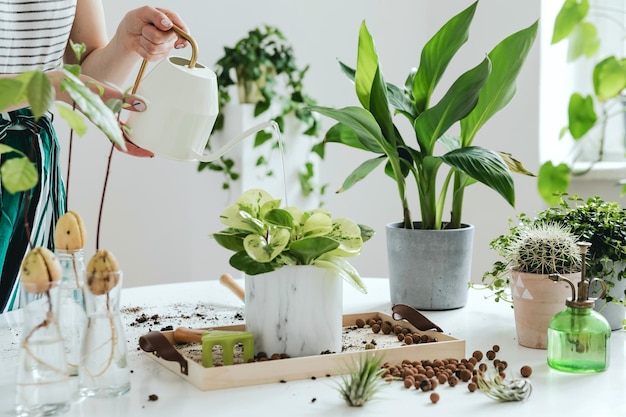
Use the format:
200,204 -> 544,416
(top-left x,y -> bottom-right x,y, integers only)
0,0 -> 77,74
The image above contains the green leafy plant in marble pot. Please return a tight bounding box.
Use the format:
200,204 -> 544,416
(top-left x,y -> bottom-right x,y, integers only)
480,222 -> 583,348
311,1 -> 538,310
210,188 -> 374,357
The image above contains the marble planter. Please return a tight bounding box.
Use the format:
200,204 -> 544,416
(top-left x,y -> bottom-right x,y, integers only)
244,265 -> 343,358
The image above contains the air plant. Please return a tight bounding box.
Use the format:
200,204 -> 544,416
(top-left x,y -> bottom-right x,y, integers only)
336,353 -> 386,407
476,372 -> 532,402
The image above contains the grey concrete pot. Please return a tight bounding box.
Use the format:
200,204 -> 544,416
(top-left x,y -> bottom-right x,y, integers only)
386,222 -> 474,310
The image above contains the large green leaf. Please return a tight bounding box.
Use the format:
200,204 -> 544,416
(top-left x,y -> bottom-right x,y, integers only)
337,156 -> 386,193
302,212 -> 332,238
211,231 -> 245,252
568,93 -> 597,139
413,1 -> 477,113
55,104 -> 88,136
244,228 -> 290,262
0,156 -> 38,193
537,161 -> 571,206
59,69 -> 124,149
551,0 -> 589,44
567,21 -> 600,61
289,236 -> 339,265
355,21 -> 378,110
229,251 -> 279,275
26,71 -> 54,120
264,208 -> 293,228
0,79 -> 24,111
324,123 -> 363,150
327,218 -> 363,257
414,58 -> 490,154
593,56 -> 626,101
439,146 -> 515,207
314,254 -> 367,294
460,20 -> 538,146
311,106 -> 386,153
219,206 -> 266,234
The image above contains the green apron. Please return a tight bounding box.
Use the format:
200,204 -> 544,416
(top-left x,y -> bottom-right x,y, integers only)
0,108 -> 66,312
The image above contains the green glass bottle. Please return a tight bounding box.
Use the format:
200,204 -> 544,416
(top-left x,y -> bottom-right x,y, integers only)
546,242 -> 611,373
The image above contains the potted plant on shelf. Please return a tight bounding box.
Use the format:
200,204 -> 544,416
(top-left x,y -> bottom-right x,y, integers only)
539,0 -> 626,203
198,25 -> 325,203
481,221 -> 583,348
210,188 -> 374,358
311,1 -> 538,310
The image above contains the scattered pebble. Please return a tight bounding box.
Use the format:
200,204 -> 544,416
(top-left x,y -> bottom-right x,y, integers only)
520,365 -> 533,377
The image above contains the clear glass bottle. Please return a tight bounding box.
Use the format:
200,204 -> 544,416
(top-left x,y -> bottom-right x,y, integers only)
55,249 -> 87,377
16,282 -> 73,416
546,242 -> 611,373
79,270 -> 130,398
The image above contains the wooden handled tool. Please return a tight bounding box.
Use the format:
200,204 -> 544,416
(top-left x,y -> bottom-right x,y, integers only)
173,327 -> 205,343
219,273 -> 245,302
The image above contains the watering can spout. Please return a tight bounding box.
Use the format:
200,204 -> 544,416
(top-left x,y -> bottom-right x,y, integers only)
192,120 -> 278,163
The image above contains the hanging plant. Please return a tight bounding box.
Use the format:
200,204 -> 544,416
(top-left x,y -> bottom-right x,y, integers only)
197,25 -> 326,200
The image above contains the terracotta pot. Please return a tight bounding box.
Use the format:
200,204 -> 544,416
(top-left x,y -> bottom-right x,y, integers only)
510,270 -> 581,349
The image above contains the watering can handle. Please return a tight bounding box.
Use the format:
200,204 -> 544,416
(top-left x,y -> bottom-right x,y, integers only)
131,24 -> 198,95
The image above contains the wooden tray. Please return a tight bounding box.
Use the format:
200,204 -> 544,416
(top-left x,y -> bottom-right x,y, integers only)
141,311 -> 465,391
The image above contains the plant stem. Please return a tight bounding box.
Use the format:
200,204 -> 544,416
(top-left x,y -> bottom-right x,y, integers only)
65,102 -> 77,208
96,145 -> 115,251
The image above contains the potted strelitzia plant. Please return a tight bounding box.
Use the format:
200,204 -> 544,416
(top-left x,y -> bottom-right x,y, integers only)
211,188 -> 374,358
311,1 -> 538,310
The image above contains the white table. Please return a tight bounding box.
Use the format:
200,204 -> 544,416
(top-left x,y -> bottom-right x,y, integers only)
1,278 -> 624,417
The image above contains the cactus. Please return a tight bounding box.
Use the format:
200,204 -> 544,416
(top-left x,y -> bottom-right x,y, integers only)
507,223 -> 582,275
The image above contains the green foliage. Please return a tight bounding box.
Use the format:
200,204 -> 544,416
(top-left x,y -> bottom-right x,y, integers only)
210,189 -> 374,293
336,354 -> 386,407
0,62 -> 125,194
199,25 -> 325,200
541,0 -> 626,200
478,194 -> 626,304
312,2 -> 538,229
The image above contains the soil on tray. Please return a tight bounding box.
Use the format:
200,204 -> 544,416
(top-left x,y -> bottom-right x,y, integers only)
173,315 -> 439,367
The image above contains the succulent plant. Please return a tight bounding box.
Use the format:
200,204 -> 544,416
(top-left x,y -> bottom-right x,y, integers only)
507,223 -> 582,275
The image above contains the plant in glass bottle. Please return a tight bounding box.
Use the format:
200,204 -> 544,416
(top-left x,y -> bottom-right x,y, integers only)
16,247 -> 73,416
79,249 -> 129,398
54,210 -> 88,376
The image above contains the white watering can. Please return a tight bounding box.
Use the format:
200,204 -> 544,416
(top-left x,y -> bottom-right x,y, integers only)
125,25 -> 274,162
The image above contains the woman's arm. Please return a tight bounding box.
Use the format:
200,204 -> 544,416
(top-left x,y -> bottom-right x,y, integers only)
68,0 -> 189,87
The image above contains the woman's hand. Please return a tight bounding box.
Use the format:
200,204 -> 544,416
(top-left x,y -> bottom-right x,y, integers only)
116,6 -> 189,62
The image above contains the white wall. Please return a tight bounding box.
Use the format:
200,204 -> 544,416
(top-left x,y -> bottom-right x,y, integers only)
56,0 -> 544,288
